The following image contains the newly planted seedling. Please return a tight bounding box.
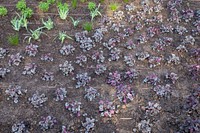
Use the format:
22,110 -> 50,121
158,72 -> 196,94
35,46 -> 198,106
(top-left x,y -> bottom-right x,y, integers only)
42,17 -> 54,30
21,7 -> 33,18
109,3 -> 120,11
83,22 -> 93,32
58,31 -> 73,44
70,17 -> 79,27
0,6 -> 8,16
11,17 -> 22,31
57,2 -> 69,20
71,0 -> 78,9
90,4 -> 101,21
25,27 -> 46,43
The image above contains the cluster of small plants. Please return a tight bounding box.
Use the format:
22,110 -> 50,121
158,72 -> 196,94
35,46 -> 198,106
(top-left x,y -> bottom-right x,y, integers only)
39,115 -> 57,131
12,121 -> 30,133
28,91 -> 48,108
91,50 -> 105,63
59,61 -> 74,76
84,87 -> 99,101
143,73 -> 160,86
5,85 -> 27,103
41,70 -> 54,81
65,101 -> 81,116
75,72 -> 91,88
107,71 -> 121,86
40,53 -> 54,62
82,117 -> 96,133
0,67 -> 10,78
8,53 -> 24,66
22,63 -> 37,75
98,100 -> 116,117
55,87 -> 67,101
60,44 -> 75,56
75,55 -> 87,66
25,44 -> 39,57
153,84 -> 172,97
144,101 -> 161,116
94,64 -> 107,75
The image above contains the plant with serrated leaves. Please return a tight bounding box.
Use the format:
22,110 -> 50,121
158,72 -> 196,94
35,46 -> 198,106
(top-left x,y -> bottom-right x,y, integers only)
25,44 -> 39,56
5,85 -> 27,103
0,48 -> 8,58
116,84 -> 135,104
55,88 -> 67,101
153,84 -> 172,97
60,44 -> 75,56
39,116 -> 57,131
75,73 -> 91,88
124,55 -> 135,66
58,31 -> 73,44
0,68 -> 10,78
108,48 -> 121,61
95,64 -> 107,75
41,53 -> 53,62
143,73 -> 160,86
165,72 -> 178,84
148,56 -> 162,68
124,68 -> 139,83
75,55 -> 87,66
188,65 -> 199,80
107,71 -> 121,86
91,50 -> 105,63
145,102 -> 161,116
70,17 -> 79,27
22,63 -> 37,75
167,54 -> 180,65
0,6 -> 7,16
65,101 -> 81,116
135,52 -> 150,61
28,91 -> 48,108
82,117 -> 95,132
12,121 -> 30,133
59,61 -> 74,76
41,70 -> 54,81
42,17 -> 54,30
84,87 -> 99,101
10,17 -> 22,31
16,0 -> 26,11
57,3 -> 69,20
8,53 -> 24,66
99,100 -> 116,117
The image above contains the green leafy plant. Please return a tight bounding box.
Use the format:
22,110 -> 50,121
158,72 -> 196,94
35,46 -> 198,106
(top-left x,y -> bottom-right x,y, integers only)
0,6 -> 8,16
16,0 -> 26,11
109,2 -> 120,11
70,17 -> 79,27
42,17 -> 54,30
20,14 -> 28,30
71,0 -> 78,9
7,34 -> 19,46
57,3 -> 69,20
90,4 -> 101,21
11,17 -> 22,31
39,2 -> 50,12
21,7 -> 33,18
88,2 -> 96,11
58,31 -> 73,44
83,22 -> 92,32
47,0 -> 55,4
123,0 -> 129,3
25,27 -> 45,43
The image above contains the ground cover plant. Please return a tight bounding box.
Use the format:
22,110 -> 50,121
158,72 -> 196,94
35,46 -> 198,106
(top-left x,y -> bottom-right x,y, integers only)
0,0 -> 199,132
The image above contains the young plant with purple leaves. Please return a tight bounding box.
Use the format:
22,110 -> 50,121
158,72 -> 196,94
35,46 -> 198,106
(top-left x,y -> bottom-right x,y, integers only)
41,53 -> 54,62
22,63 -> 37,75
153,84 -> 172,97
75,55 -> 87,66
41,70 -> 54,81
12,121 -> 30,133
55,87 -> 67,101
0,47 -> 8,59
108,48 -> 121,61
107,71 -> 121,86
0,67 -> 10,78
82,117 -> 96,133
59,61 -> 74,76
28,91 -> 48,108
60,44 -> 75,56
143,73 -> 160,86
25,44 -> 39,57
91,50 -> 105,63
8,53 -> 24,66
84,87 -> 99,101
75,73 -> 91,88
65,101 -> 81,116
94,64 -> 107,75
39,116 -> 57,131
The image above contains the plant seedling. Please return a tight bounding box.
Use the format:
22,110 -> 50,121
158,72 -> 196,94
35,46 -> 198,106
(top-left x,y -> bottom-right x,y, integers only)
83,22 -> 93,32
11,17 -> 22,31
7,34 -> 19,46
57,2 -> 69,20
70,17 -> 80,27
42,17 -> 54,30
71,0 -> 78,9
58,31 -> 73,44
109,2 -> 120,11
47,0 -> 55,4
16,0 -> 26,11
39,2 -> 50,12
90,4 -> 101,21
24,27 -> 46,43
0,6 -> 8,16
